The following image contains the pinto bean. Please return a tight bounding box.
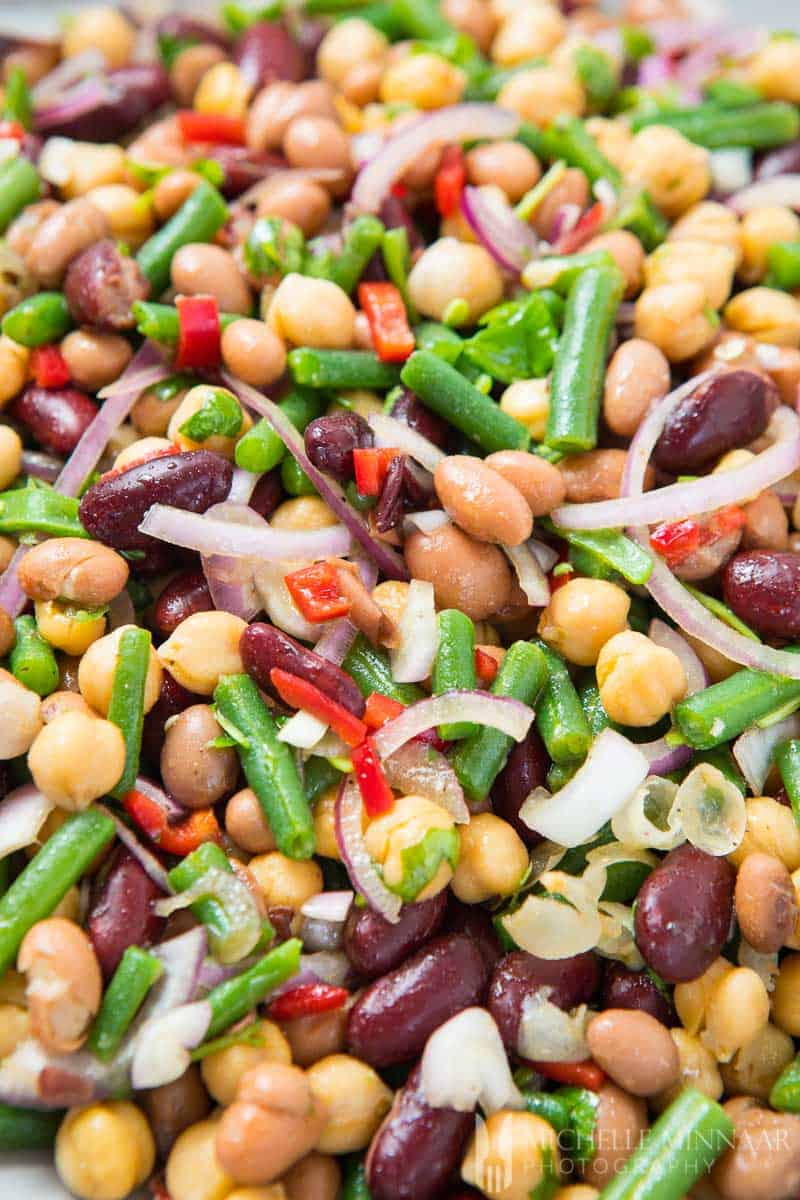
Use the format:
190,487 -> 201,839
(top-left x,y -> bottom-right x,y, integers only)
25,199 -> 110,287
18,538 -> 129,607
722,550 -> 800,639
580,1083 -> 649,1188
484,450 -> 566,517
241,622 -> 365,716
741,491 -> 789,551
734,852 -> 797,953
63,238 -> 150,331
586,1009 -> 680,1096
603,339 -> 671,437
558,449 -> 636,503
433,455 -> 533,546
343,892 -> 448,979
404,526 -> 513,622
712,1099 -> 800,1200
18,918 -> 102,1054
653,370 -> 773,475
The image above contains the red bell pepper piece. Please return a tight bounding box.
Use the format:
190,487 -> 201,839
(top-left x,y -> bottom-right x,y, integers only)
175,293 -> 221,370
651,505 -> 745,568
177,110 -> 246,145
123,788 -> 221,857
528,1059 -> 606,1092
0,120 -> 26,141
30,344 -> 70,389
358,282 -> 415,363
284,561 -> 351,624
364,691 -> 405,730
434,145 -> 465,218
552,201 -> 606,256
270,667 -> 368,747
475,647 -> 500,686
268,981 -> 349,1021
352,447 -> 400,496
351,736 -> 395,816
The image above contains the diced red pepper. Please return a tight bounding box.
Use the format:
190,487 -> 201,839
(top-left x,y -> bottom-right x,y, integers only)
270,667 -> 368,747
434,145 -> 466,218
352,447 -> 401,496
475,647 -> 500,686
177,110 -> 246,145
123,788 -> 221,857
364,691 -> 405,730
528,1059 -> 606,1092
711,504 -> 746,537
0,120 -> 26,142
30,344 -> 70,389
175,293 -> 221,370
268,982 -> 349,1021
284,561 -> 351,624
650,517 -> 702,566
351,736 -> 395,816
390,180 -> 408,199
358,282 -> 415,363
552,201 -> 606,256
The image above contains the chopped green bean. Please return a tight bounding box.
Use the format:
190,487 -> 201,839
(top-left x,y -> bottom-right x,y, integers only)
289,348 -> 400,390
382,225 -> 417,321
168,842 -> 241,954
331,215 -> 385,293
534,641 -> 592,765
235,388 -> 324,474
578,676 -> 619,738
281,453 -> 316,496
539,115 -> 623,186
609,188 -> 669,252
9,615 -> 59,697
523,250 -> 616,294
631,101 -> 800,148
136,179 -> 228,296
107,626 -> 152,799
0,156 -> 40,234
675,651 -> 800,749
0,485 -> 87,538
770,1051 -> 800,1112
0,1103 -> 63,1150
205,937 -> 302,1038
87,946 -> 162,1061
2,292 -> 72,347
132,300 -> 239,343
432,609 -> 478,740
401,350 -> 529,453
341,1155 -> 371,1200
767,241 -> 800,291
552,525 -> 653,586
3,67 -> 32,130
343,635 -> 424,705
776,739 -> 800,830
303,756 -> 343,806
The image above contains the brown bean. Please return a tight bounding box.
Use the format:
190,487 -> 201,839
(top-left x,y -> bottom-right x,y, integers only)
735,851 -> 797,953
741,491 -> 789,551
712,1099 -> 800,1200
169,43 -> 226,106
0,607 -> 14,659
465,140 -> 540,202
484,450 -> 566,516
226,787 -> 276,854
131,379 -> 189,437
152,169 -> 203,222
586,230 -> 646,298
586,1009 -> 680,1097
221,318 -> 286,388
18,538 -> 129,607
171,244 -> 252,315
246,80 -> 337,153
604,339 -> 672,438
433,455 -> 532,546
5,199 -> 60,260
60,330 -> 133,393
673,516 -> 742,582
283,1152 -> 342,1200
160,704 -> 239,809
532,167 -> 590,239
142,1065 -> 211,1159
579,1083 -> 649,1188
404,525 -> 513,622
283,115 -> 351,174
280,1005 -> 349,1068
25,199 -> 110,288
558,449 -> 644,503
254,174 -> 331,237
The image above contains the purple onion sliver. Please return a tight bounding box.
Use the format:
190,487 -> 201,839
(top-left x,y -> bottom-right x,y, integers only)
96,802 -> 173,894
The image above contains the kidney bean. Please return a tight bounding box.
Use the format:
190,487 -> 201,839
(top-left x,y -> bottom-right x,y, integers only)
141,671 -> 202,766
634,843 -> 735,983
374,454 -> 408,534
756,139 -> 800,181
241,622 -> 365,716
34,65 -> 170,142
247,468 -> 283,520
722,550 -> 800,639
205,145 -> 287,198
343,892 -> 448,979
366,1064 -> 473,1200
443,901 -> 503,973
154,13 -> 231,50
491,727 -> 549,846
234,22 -> 305,89
304,411 -> 373,482
11,385 -> 98,456
152,569 -> 214,639
653,370 -> 773,475
347,933 -> 489,1068
488,950 -> 600,1051
390,387 -> 448,448
87,847 -> 166,978
79,450 -> 232,551
601,961 -> 676,1027
63,239 -> 150,331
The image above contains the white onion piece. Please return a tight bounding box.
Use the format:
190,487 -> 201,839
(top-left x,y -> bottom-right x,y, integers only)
391,579 -> 439,683
710,149 -> 752,196
728,175 -> 800,213
334,776 -> 402,923
373,692 -> 534,759
421,1008 -> 524,1114
0,786 -> 54,858
520,730 -> 649,847
673,763 -> 747,857
383,740 -> 470,824
0,1038 -> 124,1110
201,502 -> 264,622
301,891 -> 353,923
278,709 -> 328,749
96,802 -> 173,894
130,1000 -> 211,1090
597,902 -> 645,969
503,542 -> 550,607
352,103 -> 518,213
228,466 -> 257,504
529,537 -> 559,573
368,412 -> 444,473
502,870 -> 602,959
140,504 -> 351,561
611,776 -> 684,851
517,994 -> 590,1063
155,868 -> 261,964
649,618 -> 707,696
255,560 -> 324,642
144,927 -> 209,1016
314,617 -> 358,667
733,713 -> 800,795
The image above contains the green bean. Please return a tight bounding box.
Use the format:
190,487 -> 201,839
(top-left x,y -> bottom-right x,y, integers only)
205,937 -> 302,1038
107,626 -> 151,799
523,250 -> 616,295
9,615 -> 58,697
136,179 -> 228,296
610,188 -> 669,252
704,77 -> 763,108
631,102 -> 800,148
545,265 -> 625,453
770,1051 -> 800,1112
390,0 -> 450,38
330,215 -> 385,294
675,651 -> 800,749
548,523 -> 653,586
289,347 -> 400,390
775,739 -> 800,830
343,634 -> 424,705
578,676 -> 618,738
2,292 -> 72,347
767,241 -> 800,291
0,156 -> 40,235
168,843 -> 237,953
452,641 -> 548,802
235,388 -> 325,474
0,486 -> 87,538
132,300 -> 239,343
303,756 -> 343,806
412,320 -> 463,364
87,946 -> 162,1061
281,453 -> 316,496
546,757 -> 581,793
382,225 -> 417,321
432,609 -> 477,740
0,809 -> 115,976
341,1155 -> 371,1200
596,1087 -> 733,1200
0,1103 -> 63,1150
401,350 -> 529,453
3,67 -> 32,130
214,674 -> 316,860
534,641 -> 592,765
539,115 -> 623,187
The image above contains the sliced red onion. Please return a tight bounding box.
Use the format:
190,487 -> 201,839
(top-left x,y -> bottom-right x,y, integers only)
34,76 -> 119,135
637,52 -> 677,89
649,618 -> 707,696
200,501 -> 265,621
529,537 -> 559,573
314,617 -> 358,667
390,579 -> 438,684
373,691 -> 534,760
461,185 -> 540,273
21,449 -> 62,482
383,740 -> 469,824
228,466 -> 258,504
420,1008 -> 524,1114
733,712 -> 800,795
710,149 -> 753,196
146,927 -> 209,1016
728,175 -> 800,214
368,412 -> 444,473
503,542 -> 550,607
140,503 -> 351,560
334,775 -> 402,923
96,802 -> 172,894
640,738 -> 694,777
130,1000 -> 211,1090
0,785 -> 53,858
0,544 -> 31,619
301,890 -> 354,923
278,708 -> 328,749
520,730 -> 649,846
155,867 -> 262,964
107,588 -> 136,631
32,48 -> 105,106
0,1038 -> 123,1110
548,202 -> 582,244
352,103 -> 518,213
403,509 -> 451,536
222,370 -> 409,579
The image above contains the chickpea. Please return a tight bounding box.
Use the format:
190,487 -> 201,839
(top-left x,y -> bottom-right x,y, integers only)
152,169 -> 203,222
365,794 -> 457,901
720,1022 -> 794,1101
0,668 -> 42,759
625,126 -> 710,218
465,141 -> 541,203
408,238 -> 503,326
484,450 -> 566,517
0,424 -> 21,493
283,1152 -> 341,1200
34,600 -> 105,656
167,1117 -> 234,1200
597,630 -> 686,727
498,65 -> 585,127
313,786 -> 341,859
28,711 -> 125,810
317,19 -> 387,88
0,1001 -> 30,1058
56,1101 -> 154,1200
168,384 -> 252,459
247,81 -> 337,155
532,167 -> 591,239
555,1190 -> 599,1200
772,953 -> 800,1035
39,142 -> 127,202
255,176 -> 331,238
739,205 -> 800,284
645,239 -> 736,311
0,336 -> 29,407
498,378 -> 550,441
380,52 -> 465,109
221,319 -> 287,390
491,4 -> 565,65
580,1084 -> 648,1186
280,1005 -> 349,1068
85,183 -> 154,247
25,198 -> 109,289
307,1054 -> 392,1154
584,230 -> 645,299
463,1110 -> 560,1200
60,329 -> 132,393
157,611 -> 246,695
248,851 -> 323,911
712,1098 -> 800,1200
62,6 -> 136,69
675,958 -> 734,1036
269,273 -> 356,349
635,281 -> 718,362
749,38 -> 800,104
226,1189 -> 287,1200
215,1061 -> 328,1184
539,578 -> 630,667
728,796 -> 800,871
194,61 -> 252,120
271,496 -> 338,531
669,200 -> 742,265
585,116 -> 632,172
725,286 -> 800,347
170,43 -> 227,107
226,788 -> 277,854
79,624 -> 162,714
18,917 -> 101,1053
202,1019 -> 292,1106
451,812 -> 528,903
702,966 -> 770,1063
171,243 -> 252,316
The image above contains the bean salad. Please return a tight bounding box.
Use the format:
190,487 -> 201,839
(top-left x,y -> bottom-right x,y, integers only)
2,1 -> 800,1198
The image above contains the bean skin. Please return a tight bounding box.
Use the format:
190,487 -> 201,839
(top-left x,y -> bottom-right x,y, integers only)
366,1064 -> 473,1200
488,950 -> 600,1051
490,727 -> 549,846
234,21 -> 305,88
347,933 -> 490,1068
248,468 -> 283,520
734,851 -> 797,954
343,892 -> 448,980
390,387 -> 448,448
634,843 -> 735,983
722,550 -> 800,639
241,622 -> 365,716
152,569 -> 214,640
12,386 -> 98,457
304,411 -> 373,483
600,962 -> 676,1027
86,848 -> 166,979
653,370 -> 773,475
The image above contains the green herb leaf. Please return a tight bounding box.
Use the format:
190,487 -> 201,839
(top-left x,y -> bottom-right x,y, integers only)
179,387 -> 244,442
156,32 -> 199,69
3,66 -> 32,130
551,525 -> 653,586
387,826 -> 460,903
462,293 -> 558,383
245,216 -> 306,279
